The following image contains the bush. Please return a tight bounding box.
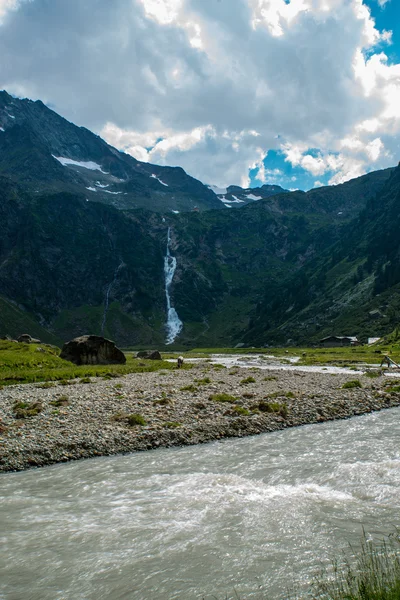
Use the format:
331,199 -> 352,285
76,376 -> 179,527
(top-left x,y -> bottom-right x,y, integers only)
194,377 -> 212,385
209,393 -> 237,403
232,405 -> 250,416
342,380 -> 362,389
257,401 -> 288,418
180,384 -> 198,392
50,395 -> 69,407
162,421 -> 181,428
364,371 -> 381,378
240,376 -> 256,385
13,401 -> 43,419
127,413 -> 146,427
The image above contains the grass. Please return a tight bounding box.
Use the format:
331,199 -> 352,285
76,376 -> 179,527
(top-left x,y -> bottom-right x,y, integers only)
209,392 -> 238,403
162,421 -> 181,428
256,401 -> 288,418
240,376 -> 256,385
112,412 -> 146,426
386,386 -> 400,393
13,401 -> 43,419
194,377 -> 212,385
180,384 -> 198,392
342,380 -> 362,389
0,340 -> 182,386
232,405 -> 251,416
312,532 -> 400,600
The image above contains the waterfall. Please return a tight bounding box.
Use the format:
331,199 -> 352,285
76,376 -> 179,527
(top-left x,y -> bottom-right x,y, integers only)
164,228 -> 183,344
101,260 -> 124,335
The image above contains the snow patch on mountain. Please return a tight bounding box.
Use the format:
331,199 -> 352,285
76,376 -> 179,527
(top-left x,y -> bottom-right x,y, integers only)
52,156 -> 108,174
151,174 -> 169,187
86,187 -> 97,192
246,193 -> 263,200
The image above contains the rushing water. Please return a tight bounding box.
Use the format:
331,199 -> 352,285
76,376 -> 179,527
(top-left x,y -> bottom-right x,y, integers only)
164,227 -> 183,345
2,408 -> 400,600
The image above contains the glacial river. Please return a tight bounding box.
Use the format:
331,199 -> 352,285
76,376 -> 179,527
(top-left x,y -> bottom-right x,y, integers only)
1,408 -> 400,599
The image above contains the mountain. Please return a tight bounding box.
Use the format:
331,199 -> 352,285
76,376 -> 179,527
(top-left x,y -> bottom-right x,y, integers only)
0,90 -> 222,213
208,183 -> 289,208
0,90 -> 397,347
246,164 -> 400,345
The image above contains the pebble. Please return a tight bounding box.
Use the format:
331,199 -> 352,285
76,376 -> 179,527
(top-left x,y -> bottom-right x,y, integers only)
0,364 -> 399,472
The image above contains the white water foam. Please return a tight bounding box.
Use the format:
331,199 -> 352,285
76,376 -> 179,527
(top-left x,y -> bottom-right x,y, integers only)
164,227 -> 183,344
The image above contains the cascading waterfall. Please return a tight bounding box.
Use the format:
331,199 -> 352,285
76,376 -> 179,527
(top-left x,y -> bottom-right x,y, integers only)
101,260 -> 124,335
164,227 -> 183,344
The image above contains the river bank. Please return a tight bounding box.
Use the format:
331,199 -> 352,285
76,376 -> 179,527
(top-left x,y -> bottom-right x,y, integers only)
1,360 -> 399,472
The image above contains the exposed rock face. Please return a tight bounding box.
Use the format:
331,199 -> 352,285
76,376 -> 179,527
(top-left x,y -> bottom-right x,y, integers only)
60,335 -> 126,365
136,350 -> 162,360
17,334 -> 40,344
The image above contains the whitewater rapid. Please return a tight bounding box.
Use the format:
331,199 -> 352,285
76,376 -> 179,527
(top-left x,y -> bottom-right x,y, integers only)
164,227 -> 183,344
1,408 -> 400,599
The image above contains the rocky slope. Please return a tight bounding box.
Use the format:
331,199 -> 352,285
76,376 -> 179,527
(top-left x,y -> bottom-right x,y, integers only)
0,90 -> 222,212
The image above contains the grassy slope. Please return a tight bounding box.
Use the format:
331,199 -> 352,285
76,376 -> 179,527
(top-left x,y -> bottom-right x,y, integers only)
0,340 -> 183,386
0,295 -> 61,345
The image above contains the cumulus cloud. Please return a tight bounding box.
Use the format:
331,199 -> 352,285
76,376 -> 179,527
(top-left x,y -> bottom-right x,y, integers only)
0,0 -> 399,187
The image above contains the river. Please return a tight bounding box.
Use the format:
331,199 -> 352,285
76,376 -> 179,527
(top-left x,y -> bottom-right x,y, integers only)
1,407 -> 400,599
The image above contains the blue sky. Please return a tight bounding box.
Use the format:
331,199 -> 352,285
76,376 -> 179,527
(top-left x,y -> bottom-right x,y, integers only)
0,0 -> 399,191
252,0 -> 400,191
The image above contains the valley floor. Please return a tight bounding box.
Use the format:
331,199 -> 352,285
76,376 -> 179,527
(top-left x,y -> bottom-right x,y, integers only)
1,360 -> 399,472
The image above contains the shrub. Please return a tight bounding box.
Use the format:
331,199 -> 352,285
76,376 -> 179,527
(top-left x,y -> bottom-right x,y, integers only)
263,376 -> 277,381
153,397 -> 171,406
50,395 -> 69,407
194,377 -> 212,385
13,401 -> 43,419
232,405 -> 250,416
364,371 -> 381,378
180,384 -> 198,392
79,377 -> 92,384
162,421 -> 181,428
342,380 -> 362,389
387,386 -> 400,393
240,376 -> 256,385
38,382 -> 55,389
257,401 -> 288,418
209,393 -> 237,403
127,413 -> 146,427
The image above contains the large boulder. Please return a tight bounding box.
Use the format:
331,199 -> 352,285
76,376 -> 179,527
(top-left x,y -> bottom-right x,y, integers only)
136,350 -> 162,360
17,334 -> 40,344
60,335 -> 126,365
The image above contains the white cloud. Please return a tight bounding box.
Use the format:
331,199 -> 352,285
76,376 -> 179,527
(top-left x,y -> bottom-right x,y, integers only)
0,0 -> 399,187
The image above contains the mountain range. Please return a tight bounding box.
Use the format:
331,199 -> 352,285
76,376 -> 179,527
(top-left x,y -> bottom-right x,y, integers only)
0,90 -> 398,347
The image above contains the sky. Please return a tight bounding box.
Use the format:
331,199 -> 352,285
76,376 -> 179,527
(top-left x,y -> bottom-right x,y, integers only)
0,0 -> 399,191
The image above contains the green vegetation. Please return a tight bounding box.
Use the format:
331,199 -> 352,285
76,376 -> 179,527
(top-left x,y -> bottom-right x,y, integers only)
312,533 -> 400,600
387,386 -> 400,393
127,414 -> 146,427
162,421 -> 181,428
0,340 -> 179,386
209,393 -> 238,403
342,380 -> 362,389
267,391 -> 295,399
240,376 -> 256,385
257,401 -> 288,418
13,401 -> 43,419
232,405 -> 251,416
180,384 -> 198,392
79,377 -> 92,384
194,377 -> 212,385
364,370 -> 381,378
50,396 -> 69,407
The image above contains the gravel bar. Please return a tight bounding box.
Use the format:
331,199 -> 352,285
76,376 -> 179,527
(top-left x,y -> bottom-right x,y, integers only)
1,362 -> 399,472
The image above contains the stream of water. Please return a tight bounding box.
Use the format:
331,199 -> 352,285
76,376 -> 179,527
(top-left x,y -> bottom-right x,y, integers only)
1,406 -> 400,600
164,227 -> 183,345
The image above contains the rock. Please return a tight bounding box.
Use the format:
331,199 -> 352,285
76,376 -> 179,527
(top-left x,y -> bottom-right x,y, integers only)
1,334 -> 12,340
17,334 -> 40,344
136,350 -> 162,360
60,335 -> 126,365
